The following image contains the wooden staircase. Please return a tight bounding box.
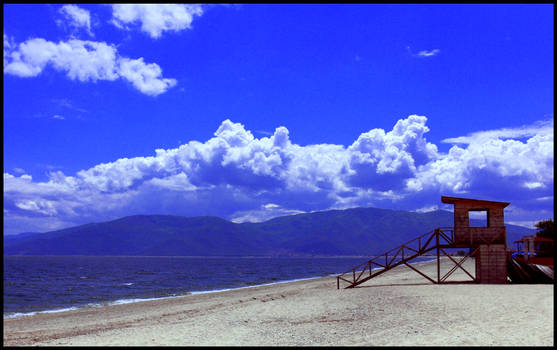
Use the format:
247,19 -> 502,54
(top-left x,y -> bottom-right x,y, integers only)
336,227 -> 477,289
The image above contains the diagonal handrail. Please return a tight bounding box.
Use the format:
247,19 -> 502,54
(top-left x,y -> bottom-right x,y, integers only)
336,227 -> 456,289
338,229 -> 436,275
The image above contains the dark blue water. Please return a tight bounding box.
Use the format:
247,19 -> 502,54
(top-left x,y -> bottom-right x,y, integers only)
4,255 -> 433,318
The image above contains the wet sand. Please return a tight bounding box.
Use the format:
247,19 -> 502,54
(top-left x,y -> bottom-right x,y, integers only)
3,258 -> 553,346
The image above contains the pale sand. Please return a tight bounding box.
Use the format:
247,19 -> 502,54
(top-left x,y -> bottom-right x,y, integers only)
3,258 -> 553,346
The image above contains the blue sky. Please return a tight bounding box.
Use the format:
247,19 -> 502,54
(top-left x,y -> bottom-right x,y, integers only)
3,4 -> 554,235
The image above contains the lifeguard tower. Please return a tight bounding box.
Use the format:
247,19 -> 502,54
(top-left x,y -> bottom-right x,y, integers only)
337,196 -> 511,288
441,196 -> 509,284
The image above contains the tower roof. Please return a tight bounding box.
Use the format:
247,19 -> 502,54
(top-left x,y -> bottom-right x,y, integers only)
441,196 -> 510,208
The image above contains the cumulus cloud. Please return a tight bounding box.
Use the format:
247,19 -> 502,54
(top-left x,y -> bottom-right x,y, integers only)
58,4 -> 93,36
118,57 -> 177,96
408,134 -> 554,196
3,116 -> 554,234
347,115 -> 439,190
3,37 -> 176,96
405,123 -> 554,226
111,4 -> 203,39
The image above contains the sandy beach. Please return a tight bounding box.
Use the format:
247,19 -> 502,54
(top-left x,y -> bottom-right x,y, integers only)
3,258 -> 553,346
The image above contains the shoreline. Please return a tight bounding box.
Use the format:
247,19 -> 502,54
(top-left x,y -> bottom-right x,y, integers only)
3,275 -> 328,320
4,258 -> 553,346
4,256 -> 438,320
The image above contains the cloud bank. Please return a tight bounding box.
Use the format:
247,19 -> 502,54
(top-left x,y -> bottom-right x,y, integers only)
3,116 -> 554,234
3,36 -> 176,96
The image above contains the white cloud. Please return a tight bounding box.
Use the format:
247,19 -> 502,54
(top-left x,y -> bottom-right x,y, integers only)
231,204 -> 305,223
414,205 -> 439,213
4,38 -> 119,80
407,127 -> 554,214
3,117 -> 554,234
15,199 -> 58,216
4,34 -> 14,67
52,98 -> 89,116
118,57 -> 177,96
347,115 -> 438,190
3,37 -> 176,96
52,114 -> 65,120
59,4 -> 93,36
406,46 -> 441,58
523,181 -> 543,189
442,119 -> 554,144
416,49 -> 440,57
111,4 -> 203,39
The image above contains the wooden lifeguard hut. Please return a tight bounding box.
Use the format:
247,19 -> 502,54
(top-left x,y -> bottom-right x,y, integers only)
336,195 -> 512,288
441,196 -> 509,284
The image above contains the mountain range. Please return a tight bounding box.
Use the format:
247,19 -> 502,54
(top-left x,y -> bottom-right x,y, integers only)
4,207 -> 534,256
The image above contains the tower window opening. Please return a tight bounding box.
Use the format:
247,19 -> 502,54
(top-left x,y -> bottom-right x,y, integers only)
469,209 -> 489,227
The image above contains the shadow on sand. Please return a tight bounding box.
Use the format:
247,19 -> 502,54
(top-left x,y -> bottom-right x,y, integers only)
348,280 -> 477,288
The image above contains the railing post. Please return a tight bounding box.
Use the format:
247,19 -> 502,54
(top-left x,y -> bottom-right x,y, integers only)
353,268 -> 356,284
337,276 -> 339,289
436,228 -> 440,283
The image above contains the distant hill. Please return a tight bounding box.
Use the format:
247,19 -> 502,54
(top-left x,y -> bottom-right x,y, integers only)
4,207 -> 534,256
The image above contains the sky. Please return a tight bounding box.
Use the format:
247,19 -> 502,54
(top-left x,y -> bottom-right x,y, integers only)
3,4 -> 554,235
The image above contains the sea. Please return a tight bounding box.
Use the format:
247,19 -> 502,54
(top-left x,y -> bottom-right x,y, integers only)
4,255 -> 434,319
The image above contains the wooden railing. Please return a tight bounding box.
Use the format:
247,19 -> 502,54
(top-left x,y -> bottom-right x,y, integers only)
336,227 -> 476,288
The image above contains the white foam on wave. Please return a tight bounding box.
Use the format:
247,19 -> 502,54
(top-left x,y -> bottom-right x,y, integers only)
3,297 -> 180,319
4,306 -> 80,319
